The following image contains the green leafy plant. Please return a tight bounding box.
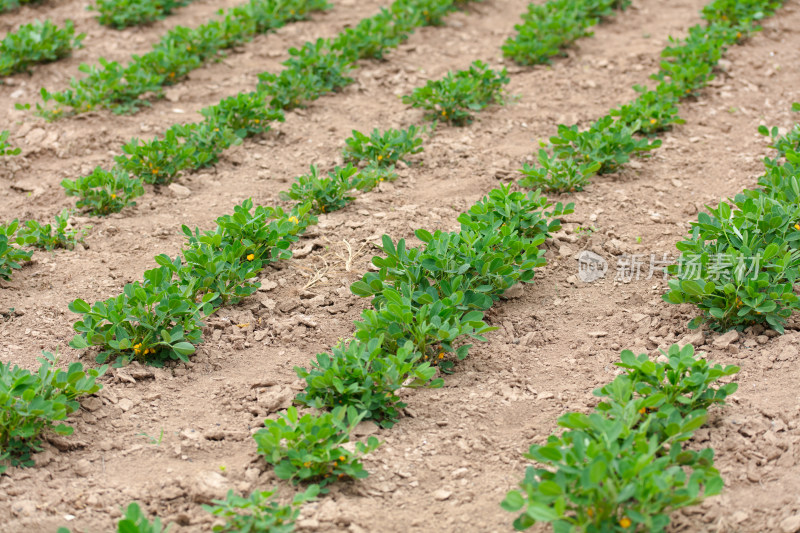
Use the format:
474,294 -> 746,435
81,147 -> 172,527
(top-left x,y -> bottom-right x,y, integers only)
0,20 -> 84,77
402,60 -> 509,125
664,110 -> 800,333
68,261 -> 217,366
116,129 -> 197,185
1,352 -> 106,473
37,0 -> 330,116
199,92 -> 284,139
258,38 -> 354,110
62,167 -> 144,216
16,209 -> 87,251
342,126 -> 425,166
254,406 -> 380,487
502,344 -> 736,532
179,200 -> 307,307
204,485 -> 319,533
1,220 -> 32,281
0,0 -> 42,14
91,0 -> 194,29
279,165 -> 360,214
1,130 -> 20,156
550,116 -> 662,174
59,502 -> 170,533
295,337 -> 441,428
503,0 -> 631,65
520,149 -> 601,193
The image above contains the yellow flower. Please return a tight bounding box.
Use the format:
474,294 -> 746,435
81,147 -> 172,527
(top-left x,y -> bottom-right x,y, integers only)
620,517 -> 632,528
246,254 -> 255,261
441,110 -> 447,116
303,462 -> 311,467
649,118 -> 657,125
254,119 -> 260,124
638,407 -> 646,414
288,216 -> 299,223
794,224 -> 799,231
438,352 -> 445,359
736,32 -> 742,38
111,194 -> 117,199
339,455 -> 345,462
377,155 -> 383,161
587,507 -> 594,518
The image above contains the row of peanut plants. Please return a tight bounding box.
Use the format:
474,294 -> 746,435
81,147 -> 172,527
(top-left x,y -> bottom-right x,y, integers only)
502,0 -> 786,531
56,0 -> 475,217
90,0 -> 196,29
32,0 -> 330,117
219,0 -> 653,521
76,1 -> 477,208
3,0 -> 631,528
515,0 -> 783,194
0,19 -> 83,77
664,107 -> 800,332
503,345 -> 739,532
41,46 -> 514,533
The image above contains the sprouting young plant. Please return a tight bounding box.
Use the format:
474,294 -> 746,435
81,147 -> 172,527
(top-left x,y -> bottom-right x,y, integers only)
279,165 -> 361,214
253,406 -> 380,488
204,485 -> 319,533
58,502 -> 170,533
1,352 -> 107,472
1,220 -> 32,280
342,126 -> 425,167
91,0 -> 194,29
16,209 -> 88,251
1,130 -> 20,156
0,20 -> 84,76
62,167 -> 144,216
519,149 -> 601,193
294,337 -> 441,428
402,60 -> 509,125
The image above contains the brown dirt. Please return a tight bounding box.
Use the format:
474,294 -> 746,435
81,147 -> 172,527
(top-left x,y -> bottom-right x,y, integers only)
2,0 -> 800,532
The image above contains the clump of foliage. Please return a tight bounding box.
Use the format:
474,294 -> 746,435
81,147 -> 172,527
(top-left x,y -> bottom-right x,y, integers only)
403,61 -> 509,125
1,352 -> 107,473
0,20 -> 84,77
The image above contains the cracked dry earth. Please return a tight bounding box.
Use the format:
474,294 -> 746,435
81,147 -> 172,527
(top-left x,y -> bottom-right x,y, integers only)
2,0 -> 800,531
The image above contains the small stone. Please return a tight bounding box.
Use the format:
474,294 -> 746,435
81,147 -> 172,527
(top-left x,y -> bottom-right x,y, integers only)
74,459 -> 92,477
433,489 -> 452,501
780,515 -> 800,533
297,518 -> 321,530
83,397 -> 103,411
588,331 -> 608,338
451,467 -> 469,479
192,471 -> 230,503
353,420 -> 380,437
538,392 -> 555,400
558,245 -> 574,257
168,183 -> 191,198
678,331 -> 705,348
712,330 -> 739,348
118,398 -> 134,412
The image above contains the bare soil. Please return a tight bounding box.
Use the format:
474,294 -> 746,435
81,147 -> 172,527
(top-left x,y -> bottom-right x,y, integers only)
2,0 -> 800,532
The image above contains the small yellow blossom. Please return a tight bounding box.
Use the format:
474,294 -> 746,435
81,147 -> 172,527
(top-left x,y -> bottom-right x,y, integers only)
246,254 -> 255,261
619,517 -> 632,528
